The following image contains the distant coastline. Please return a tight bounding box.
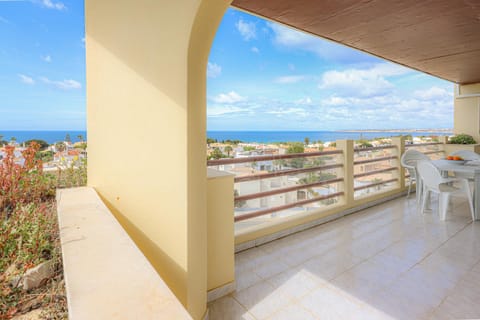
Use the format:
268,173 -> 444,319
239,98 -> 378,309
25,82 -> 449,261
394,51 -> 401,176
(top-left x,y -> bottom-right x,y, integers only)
206,130 -> 453,144
0,130 -> 87,144
338,128 -> 452,133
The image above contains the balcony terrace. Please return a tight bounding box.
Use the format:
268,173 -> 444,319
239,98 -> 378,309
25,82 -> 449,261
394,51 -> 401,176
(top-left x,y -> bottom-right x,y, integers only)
209,195 -> 480,320
83,1 -> 480,318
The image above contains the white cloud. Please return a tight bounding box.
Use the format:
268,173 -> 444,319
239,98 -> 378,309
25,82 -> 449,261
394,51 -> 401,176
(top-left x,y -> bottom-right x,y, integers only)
42,55 -> 52,63
212,91 -> 246,104
319,63 -> 412,97
251,46 -> 260,53
18,74 -> 35,85
207,62 -> 222,78
274,75 -> 306,84
414,86 -> 452,100
38,0 -> 66,10
207,106 -> 244,117
236,19 -> 256,41
40,77 -> 81,89
295,97 -> 313,105
266,107 -> 307,117
275,75 -> 305,84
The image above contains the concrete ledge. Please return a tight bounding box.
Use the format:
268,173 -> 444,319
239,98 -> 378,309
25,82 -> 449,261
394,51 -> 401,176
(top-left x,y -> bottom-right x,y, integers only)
57,187 -> 191,320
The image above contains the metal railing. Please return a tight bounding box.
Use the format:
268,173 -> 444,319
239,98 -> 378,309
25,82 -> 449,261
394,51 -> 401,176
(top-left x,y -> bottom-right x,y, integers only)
352,144 -> 399,198
208,150 -> 344,223
207,138 -> 453,227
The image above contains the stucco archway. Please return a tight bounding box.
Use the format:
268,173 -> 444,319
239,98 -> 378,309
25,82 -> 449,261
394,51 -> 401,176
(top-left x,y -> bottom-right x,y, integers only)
85,1 -> 231,318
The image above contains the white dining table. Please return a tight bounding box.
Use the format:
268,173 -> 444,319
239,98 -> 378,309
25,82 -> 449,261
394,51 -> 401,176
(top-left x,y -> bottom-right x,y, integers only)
432,159 -> 480,220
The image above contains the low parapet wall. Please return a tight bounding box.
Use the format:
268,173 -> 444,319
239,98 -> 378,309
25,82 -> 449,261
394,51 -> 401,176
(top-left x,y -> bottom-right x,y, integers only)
57,187 -> 191,319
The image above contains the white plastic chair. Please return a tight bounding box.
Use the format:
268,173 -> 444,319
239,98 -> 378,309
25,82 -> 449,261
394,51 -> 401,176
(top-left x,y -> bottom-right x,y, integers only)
417,160 -> 474,221
400,149 -> 430,198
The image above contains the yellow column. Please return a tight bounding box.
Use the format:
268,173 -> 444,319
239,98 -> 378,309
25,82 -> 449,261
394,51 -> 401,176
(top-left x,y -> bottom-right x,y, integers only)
86,0 -> 231,319
454,83 -> 480,142
336,140 -> 354,206
391,136 -> 405,190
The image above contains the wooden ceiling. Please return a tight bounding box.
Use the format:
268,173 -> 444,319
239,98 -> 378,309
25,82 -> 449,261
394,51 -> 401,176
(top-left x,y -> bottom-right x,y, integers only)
231,0 -> 480,84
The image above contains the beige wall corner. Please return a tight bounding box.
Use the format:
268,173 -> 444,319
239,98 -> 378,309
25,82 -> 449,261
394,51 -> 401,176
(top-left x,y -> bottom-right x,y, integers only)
454,83 -> 480,142
207,169 -> 235,294
85,0 -> 230,319
187,1 -> 232,317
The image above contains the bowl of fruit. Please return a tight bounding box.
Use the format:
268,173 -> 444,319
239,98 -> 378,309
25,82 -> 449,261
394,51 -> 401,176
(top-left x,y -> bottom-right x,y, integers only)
445,155 -> 465,164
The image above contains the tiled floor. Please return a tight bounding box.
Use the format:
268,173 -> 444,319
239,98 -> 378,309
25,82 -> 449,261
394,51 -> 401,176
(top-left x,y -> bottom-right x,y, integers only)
209,194 -> 480,320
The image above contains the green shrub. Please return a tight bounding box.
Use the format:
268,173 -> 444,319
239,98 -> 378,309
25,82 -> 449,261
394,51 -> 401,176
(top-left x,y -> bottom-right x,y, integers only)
448,134 -> 476,144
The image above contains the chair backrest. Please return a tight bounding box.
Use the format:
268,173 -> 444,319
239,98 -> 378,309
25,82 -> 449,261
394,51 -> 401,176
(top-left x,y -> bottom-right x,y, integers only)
451,150 -> 480,161
401,149 -> 430,167
416,160 -> 443,191
400,150 -> 430,178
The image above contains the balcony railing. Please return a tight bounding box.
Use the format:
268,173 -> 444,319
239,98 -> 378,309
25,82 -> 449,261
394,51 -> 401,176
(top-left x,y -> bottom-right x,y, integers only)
208,150 -> 343,224
353,144 -> 398,198
207,138 -> 449,230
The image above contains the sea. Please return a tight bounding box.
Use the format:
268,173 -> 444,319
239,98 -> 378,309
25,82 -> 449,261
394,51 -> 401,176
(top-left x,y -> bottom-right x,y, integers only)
0,131 -> 87,144
0,130 -> 453,145
206,130 -> 453,143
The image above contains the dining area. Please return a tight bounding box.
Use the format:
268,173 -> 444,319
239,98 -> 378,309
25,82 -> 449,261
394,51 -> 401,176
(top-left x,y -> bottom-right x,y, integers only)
401,149 -> 480,221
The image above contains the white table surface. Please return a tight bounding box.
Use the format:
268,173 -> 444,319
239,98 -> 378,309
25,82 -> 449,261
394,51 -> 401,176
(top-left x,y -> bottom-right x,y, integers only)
432,159 -> 480,220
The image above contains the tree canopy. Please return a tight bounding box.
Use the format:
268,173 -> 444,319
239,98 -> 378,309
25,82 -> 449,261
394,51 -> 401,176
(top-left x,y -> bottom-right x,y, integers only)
24,139 -> 49,151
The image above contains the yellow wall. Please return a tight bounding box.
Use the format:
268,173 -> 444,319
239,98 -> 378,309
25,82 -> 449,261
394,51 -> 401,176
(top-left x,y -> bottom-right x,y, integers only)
207,169 -> 235,291
85,1 -> 230,319
454,83 -> 480,142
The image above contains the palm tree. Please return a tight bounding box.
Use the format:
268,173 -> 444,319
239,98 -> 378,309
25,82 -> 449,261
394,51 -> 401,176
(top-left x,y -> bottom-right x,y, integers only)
56,142 -> 66,152
77,134 -> 84,142
224,145 -> 233,157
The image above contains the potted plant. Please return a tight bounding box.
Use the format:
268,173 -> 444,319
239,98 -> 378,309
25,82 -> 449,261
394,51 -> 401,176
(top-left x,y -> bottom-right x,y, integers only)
445,133 -> 480,154
448,134 -> 477,145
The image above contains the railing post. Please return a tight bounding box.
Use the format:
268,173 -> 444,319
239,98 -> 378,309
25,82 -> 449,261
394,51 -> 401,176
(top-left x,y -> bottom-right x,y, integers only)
391,136 -> 405,190
336,140 -> 354,205
441,135 -> 448,154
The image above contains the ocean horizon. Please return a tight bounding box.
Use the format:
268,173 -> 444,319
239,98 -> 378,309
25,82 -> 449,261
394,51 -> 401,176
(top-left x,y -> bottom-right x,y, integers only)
0,131 -> 87,144
0,130 -> 454,145
206,130 -> 453,143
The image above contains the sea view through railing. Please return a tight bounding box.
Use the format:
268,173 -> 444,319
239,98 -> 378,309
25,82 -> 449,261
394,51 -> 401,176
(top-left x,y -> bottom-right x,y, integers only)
206,130 -> 452,143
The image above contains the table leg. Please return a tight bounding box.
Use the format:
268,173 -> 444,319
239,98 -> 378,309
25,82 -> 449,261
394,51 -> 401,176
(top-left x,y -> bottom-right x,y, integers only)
475,172 -> 480,220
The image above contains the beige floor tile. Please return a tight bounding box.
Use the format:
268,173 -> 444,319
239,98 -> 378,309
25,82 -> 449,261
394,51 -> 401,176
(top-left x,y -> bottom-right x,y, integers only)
301,249 -> 363,281
208,296 -> 255,320
253,258 -> 291,280
266,303 -> 318,320
299,285 -> 366,320
209,196 -> 480,319
233,280 -> 293,320
235,267 -> 263,291
266,267 -> 323,300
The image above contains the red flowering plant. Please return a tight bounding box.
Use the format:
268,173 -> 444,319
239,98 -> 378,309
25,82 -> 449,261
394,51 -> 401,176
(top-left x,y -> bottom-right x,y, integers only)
0,142 -> 55,218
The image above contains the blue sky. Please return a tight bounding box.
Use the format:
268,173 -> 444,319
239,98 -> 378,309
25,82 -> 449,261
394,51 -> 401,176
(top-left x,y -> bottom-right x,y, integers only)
207,8 -> 454,131
0,0 -> 85,130
0,4 -> 453,131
